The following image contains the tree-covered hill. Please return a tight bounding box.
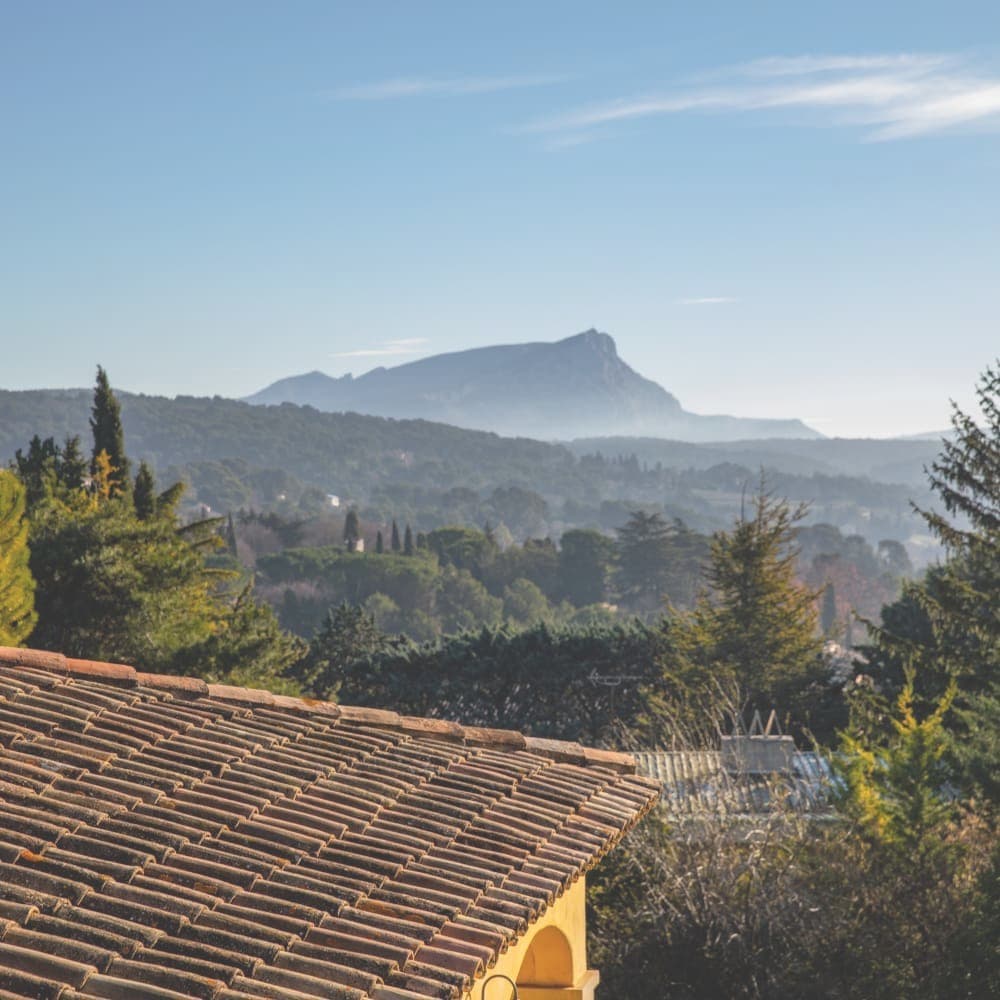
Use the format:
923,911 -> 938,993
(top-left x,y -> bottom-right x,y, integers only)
0,388 -> 576,490
1,388 -> 930,549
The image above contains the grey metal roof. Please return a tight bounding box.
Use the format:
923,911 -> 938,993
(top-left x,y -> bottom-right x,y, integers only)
633,750 -> 836,819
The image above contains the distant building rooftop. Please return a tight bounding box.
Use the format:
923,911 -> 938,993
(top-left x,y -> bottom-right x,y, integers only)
634,749 -> 835,822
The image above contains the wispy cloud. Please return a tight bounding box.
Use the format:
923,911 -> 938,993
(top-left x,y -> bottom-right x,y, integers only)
330,338 -> 429,359
384,337 -> 429,348
328,74 -> 565,101
523,52 -> 1000,141
741,54 -> 950,78
676,296 -> 738,306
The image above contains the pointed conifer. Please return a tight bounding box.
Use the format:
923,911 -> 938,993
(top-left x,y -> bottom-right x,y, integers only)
225,512 -> 238,555
376,530 -> 384,554
90,366 -> 130,497
391,520 -> 401,552
404,524 -> 414,556
344,509 -> 360,550
60,436 -> 87,491
821,583 -> 838,636
133,462 -> 156,520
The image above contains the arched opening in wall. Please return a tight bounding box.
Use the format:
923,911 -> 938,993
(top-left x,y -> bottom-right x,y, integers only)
517,925 -> 575,988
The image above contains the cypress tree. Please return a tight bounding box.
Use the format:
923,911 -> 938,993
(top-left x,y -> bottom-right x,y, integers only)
133,462 -> 156,520
344,509 -> 360,550
376,530 -> 384,554
225,512 -> 238,555
90,366 -> 130,497
59,436 -> 87,491
821,582 -> 838,636
391,520 -> 401,552
404,524 -> 414,556
0,471 -> 37,646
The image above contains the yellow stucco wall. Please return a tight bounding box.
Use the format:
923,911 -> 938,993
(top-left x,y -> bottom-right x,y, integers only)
469,876 -> 599,1000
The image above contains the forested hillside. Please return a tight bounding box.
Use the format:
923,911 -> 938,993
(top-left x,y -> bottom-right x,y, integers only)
0,388 -> 931,551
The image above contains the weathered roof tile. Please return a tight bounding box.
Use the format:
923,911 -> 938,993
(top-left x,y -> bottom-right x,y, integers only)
0,649 -> 658,1000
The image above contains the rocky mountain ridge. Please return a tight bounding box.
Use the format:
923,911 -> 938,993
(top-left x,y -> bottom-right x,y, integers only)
247,330 -> 821,442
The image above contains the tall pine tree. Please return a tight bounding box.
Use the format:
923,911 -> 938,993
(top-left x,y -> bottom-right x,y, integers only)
391,520 -> 401,552
671,487 -> 822,712
90,366 -> 130,497
866,361 -> 1000,800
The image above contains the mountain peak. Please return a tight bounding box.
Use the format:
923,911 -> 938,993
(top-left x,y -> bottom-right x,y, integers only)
560,328 -> 618,356
246,331 -> 820,442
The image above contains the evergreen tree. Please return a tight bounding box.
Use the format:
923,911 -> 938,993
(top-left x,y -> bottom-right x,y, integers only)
672,488 -> 822,711
615,509 -> 677,613
133,462 -> 156,520
343,509 -> 360,549
502,577 -> 553,626
404,524 -> 415,556
0,471 -> 37,645
27,494 -> 219,669
837,676 -> 957,857
13,403 -> 300,687
375,530 -> 384,554
13,435 -> 61,506
225,512 -> 238,555
293,603 -> 388,700
878,538 -> 913,578
391,519 -> 401,552
89,366 -> 130,497
865,362 -> 1000,800
821,582 -> 838,636
559,528 -> 615,606
435,565 -> 503,633
334,620 -> 668,744
59,436 -> 88,492
176,583 -> 305,691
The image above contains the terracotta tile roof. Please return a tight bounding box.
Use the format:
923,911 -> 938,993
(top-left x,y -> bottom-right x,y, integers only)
0,648 -> 659,1000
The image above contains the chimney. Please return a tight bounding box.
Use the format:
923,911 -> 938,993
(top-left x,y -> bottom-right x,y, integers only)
721,710 -> 795,775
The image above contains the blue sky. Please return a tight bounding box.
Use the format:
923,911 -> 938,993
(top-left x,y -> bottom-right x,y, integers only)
2,1 -> 998,437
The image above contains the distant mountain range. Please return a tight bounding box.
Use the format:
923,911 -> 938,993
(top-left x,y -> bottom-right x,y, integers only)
246,330 -> 821,442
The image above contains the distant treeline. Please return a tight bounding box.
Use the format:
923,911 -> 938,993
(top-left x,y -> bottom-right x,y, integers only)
239,506 -> 910,645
